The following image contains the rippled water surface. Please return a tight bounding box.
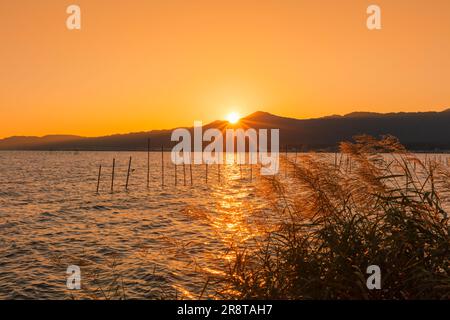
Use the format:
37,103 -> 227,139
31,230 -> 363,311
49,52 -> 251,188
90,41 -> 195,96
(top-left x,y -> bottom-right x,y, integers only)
0,151 -> 448,299
0,151 -> 276,299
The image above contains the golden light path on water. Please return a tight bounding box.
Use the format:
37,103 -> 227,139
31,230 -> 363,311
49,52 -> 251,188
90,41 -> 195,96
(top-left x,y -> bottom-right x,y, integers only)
0,151 -> 275,299
0,151 -> 448,299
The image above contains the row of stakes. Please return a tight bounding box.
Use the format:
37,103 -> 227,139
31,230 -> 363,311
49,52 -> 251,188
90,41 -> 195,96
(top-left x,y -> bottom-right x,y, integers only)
95,150 -> 359,193
94,149 -> 357,194
95,140 -> 260,194
95,155 -> 257,193
95,140 -> 450,193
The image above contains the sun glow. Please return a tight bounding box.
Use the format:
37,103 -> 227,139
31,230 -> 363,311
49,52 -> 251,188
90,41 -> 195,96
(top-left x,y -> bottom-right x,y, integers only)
226,112 -> 240,124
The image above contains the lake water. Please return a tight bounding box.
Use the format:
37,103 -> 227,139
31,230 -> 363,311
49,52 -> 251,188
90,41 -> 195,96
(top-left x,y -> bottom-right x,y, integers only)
0,151 -> 448,299
0,151 -> 275,299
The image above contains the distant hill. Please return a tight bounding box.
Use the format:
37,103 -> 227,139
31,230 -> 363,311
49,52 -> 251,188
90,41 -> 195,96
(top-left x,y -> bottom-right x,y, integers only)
0,135 -> 83,149
1,109 -> 449,151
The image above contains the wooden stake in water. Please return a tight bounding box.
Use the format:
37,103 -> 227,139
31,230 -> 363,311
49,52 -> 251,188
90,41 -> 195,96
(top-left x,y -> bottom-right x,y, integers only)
218,163 -> 221,183
190,162 -> 193,186
111,158 -> 115,193
205,162 -> 208,184
96,164 -> 102,194
285,145 -> 288,178
175,163 -> 177,186
239,161 -> 243,180
293,148 -> 298,174
405,165 -> 409,194
161,146 -> 164,187
250,163 -> 252,182
125,156 -> 132,190
147,138 -> 150,188
183,162 -> 186,186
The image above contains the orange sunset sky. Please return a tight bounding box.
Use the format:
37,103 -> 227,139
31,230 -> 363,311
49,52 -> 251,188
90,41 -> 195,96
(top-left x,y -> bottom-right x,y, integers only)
0,0 -> 449,138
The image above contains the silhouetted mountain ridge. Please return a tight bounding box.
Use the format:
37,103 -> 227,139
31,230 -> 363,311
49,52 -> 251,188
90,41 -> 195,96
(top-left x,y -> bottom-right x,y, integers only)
1,109 -> 449,151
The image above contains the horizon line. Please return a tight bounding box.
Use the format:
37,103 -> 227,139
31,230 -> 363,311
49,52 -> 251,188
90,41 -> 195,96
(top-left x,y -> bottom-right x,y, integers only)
1,107 -> 449,140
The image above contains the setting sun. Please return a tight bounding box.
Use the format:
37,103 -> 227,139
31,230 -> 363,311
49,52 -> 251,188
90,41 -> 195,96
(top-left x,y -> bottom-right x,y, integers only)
226,112 -> 241,124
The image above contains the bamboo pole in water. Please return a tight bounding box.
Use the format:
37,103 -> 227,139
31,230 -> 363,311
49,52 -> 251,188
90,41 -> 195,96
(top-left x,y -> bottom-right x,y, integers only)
250,163 -> 252,182
111,158 -> 115,193
190,162 -> 193,186
293,148 -> 298,174
175,163 -> 177,186
125,156 -> 132,190
147,138 -> 150,188
239,161 -> 243,180
161,146 -> 164,187
96,165 -> 102,193
285,145 -> 288,178
205,162 -> 208,184
183,162 -> 186,186
217,163 -> 221,183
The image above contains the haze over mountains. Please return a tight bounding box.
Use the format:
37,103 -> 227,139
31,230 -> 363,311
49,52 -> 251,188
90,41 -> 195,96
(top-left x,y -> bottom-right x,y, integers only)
1,110 -> 449,151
